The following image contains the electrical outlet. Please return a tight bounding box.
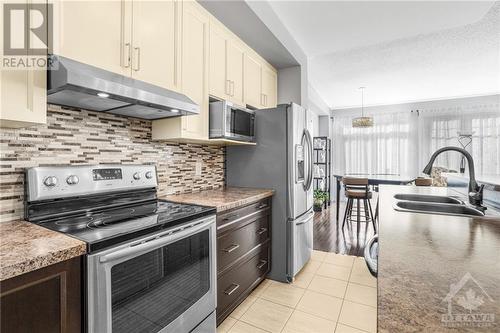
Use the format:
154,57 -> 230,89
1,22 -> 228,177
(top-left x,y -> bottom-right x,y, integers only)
195,160 -> 202,176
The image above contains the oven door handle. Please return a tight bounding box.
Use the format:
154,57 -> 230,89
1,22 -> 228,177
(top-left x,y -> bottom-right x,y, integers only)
99,218 -> 214,264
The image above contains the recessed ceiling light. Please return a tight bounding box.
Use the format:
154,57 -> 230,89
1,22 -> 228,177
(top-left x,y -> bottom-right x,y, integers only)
171,109 -> 179,113
97,92 -> 110,98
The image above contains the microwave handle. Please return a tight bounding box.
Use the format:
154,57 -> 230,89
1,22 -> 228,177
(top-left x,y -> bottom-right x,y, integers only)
99,217 -> 214,264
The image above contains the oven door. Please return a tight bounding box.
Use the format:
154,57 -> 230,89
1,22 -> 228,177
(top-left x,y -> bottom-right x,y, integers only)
225,104 -> 255,142
87,216 -> 216,333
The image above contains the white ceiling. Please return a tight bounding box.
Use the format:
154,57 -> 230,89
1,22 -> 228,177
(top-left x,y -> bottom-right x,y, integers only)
268,1 -> 499,109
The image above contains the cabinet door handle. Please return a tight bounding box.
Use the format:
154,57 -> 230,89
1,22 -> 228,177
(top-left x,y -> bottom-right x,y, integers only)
224,283 -> 240,296
264,94 -> 267,106
226,80 -> 231,95
133,47 -> 141,71
257,260 -> 268,269
260,93 -> 264,106
256,227 -> 267,235
223,244 -> 240,253
231,80 -> 235,96
257,203 -> 267,209
122,43 -> 131,68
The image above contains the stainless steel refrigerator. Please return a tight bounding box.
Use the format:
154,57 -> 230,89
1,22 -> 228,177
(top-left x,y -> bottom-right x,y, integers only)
226,103 -> 314,283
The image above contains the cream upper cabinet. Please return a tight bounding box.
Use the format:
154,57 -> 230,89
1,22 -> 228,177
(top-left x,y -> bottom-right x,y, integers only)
244,53 -> 262,108
0,69 -> 47,128
152,0 -> 209,141
1,1 -> 46,128
131,0 -> 179,91
209,20 -> 245,106
53,0 -> 181,91
209,21 -> 228,99
226,39 -> 245,106
180,0 -> 209,139
261,65 -> 277,108
243,51 -> 277,109
52,0 -> 131,76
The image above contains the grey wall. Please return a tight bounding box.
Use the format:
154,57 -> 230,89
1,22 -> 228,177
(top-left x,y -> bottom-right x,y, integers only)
278,66 -> 302,105
318,115 -> 332,137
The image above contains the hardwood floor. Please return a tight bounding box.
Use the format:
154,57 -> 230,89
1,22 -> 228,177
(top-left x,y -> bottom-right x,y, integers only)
313,199 -> 376,257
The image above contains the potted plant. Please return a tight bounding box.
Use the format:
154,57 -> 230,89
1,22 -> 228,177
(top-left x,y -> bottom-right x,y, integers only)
313,190 -> 325,212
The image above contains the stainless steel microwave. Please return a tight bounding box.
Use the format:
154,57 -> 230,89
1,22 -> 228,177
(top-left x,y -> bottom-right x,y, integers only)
209,100 -> 255,142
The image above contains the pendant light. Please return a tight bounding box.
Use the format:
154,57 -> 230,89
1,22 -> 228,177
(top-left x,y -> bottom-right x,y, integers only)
352,87 -> 373,128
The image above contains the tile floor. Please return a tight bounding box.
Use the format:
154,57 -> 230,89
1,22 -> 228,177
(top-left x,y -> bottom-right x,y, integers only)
217,250 -> 377,333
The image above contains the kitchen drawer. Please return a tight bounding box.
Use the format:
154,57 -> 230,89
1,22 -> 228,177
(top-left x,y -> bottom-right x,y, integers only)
217,215 -> 269,273
217,243 -> 270,321
217,198 -> 271,230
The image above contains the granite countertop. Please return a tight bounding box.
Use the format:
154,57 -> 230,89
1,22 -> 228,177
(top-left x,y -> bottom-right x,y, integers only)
162,186 -> 274,212
443,173 -> 500,187
0,220 -> 86,281
378,185 -> 500,332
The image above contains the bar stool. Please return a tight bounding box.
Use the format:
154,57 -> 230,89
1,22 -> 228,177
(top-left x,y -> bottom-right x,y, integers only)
342,177 -> 377,233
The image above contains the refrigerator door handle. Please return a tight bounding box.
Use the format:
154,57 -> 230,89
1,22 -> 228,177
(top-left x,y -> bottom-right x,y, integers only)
296,213 -> 314,225
304,129 -> 314,191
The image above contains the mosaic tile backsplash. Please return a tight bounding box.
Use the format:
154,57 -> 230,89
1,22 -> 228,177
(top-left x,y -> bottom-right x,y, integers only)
0,106 -> 225,222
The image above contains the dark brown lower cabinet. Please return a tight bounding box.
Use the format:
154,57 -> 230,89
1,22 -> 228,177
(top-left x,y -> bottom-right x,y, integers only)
0,256 -> 82,333
216,197 -> 272,325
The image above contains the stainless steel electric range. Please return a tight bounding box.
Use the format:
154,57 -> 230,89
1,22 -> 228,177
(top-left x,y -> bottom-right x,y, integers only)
25,164 -> 217,333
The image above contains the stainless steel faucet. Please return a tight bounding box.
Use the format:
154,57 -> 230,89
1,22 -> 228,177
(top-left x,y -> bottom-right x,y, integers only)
422,146 -> 486,210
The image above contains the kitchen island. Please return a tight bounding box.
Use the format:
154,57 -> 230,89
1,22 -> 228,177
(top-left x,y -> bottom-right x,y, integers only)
378,185 -> 500,332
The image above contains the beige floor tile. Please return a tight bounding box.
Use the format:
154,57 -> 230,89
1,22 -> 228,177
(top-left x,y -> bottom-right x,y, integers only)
308,275 -> 348,298
292,270 -> 314,289
338,300 -> 377,333
217,317 -> 237,333
282,310 -> 336,333
240,298 -> 293,333
316,262 -> 352,281
349,260 -> 377,288
334,323 -> 368,333
311,250 -> 328,262
260,281 -> 306,308
299,260 -> 321,275
228,321 -> 268,333
229,295 -> 258,319
296,290 -> 343,321
250,279 -> 274,297
344,283 -> 377,307
324,253 -> 355,268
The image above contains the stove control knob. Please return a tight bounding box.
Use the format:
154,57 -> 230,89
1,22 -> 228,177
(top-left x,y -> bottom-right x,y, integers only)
133,172 -> 141,180
66,175 -> 79,185
145,171 -> 153,179
44,176 -> 58,187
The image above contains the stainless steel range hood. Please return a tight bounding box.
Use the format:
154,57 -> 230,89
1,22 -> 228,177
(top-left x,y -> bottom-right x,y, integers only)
47,55 -> 199,119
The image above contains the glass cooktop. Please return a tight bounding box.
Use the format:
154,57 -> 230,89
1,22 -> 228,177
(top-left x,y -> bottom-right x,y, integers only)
37,200 -> 215,252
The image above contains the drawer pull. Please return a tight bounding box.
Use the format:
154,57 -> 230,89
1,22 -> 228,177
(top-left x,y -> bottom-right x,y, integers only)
224,283 -> 240,296
257,260 -> 268,269
257,227 -> 268,235
257,203 -> 268,209
223,244 -> 240,253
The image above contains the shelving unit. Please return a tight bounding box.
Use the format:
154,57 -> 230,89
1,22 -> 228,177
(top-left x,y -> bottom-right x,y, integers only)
313,136 -> 331,208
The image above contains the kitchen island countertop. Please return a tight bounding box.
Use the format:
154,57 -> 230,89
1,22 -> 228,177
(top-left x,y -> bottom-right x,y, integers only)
162,187 -> 274,212
0,220 -> 86,281
379,185 -> 500,332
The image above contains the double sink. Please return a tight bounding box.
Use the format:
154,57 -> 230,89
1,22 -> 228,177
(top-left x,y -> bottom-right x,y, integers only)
393,193 -> 485,217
